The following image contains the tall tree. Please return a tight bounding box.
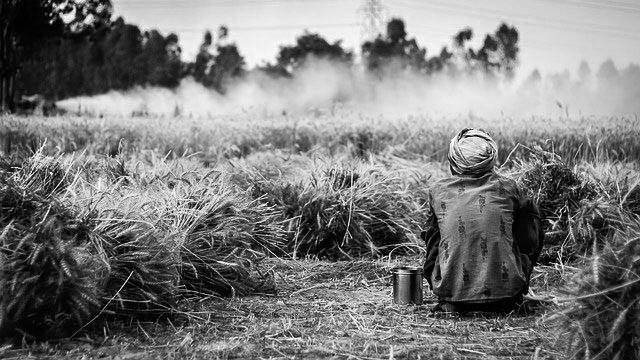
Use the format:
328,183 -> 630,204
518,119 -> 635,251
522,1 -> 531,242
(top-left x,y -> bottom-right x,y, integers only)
103,18 -> 143,90
18,15 -> 183,100
494,23 -> 519,77
0,0 -> 112,112
361,18 -> 427,73
193,31 -> 213,86
140,30 -> 182,88
577,61 -> 591,83
468,23 -> 519,77
276,32 -> 352,74
210,44 -> 244,93
597,59 -> 619,83
191,26 -> 245,92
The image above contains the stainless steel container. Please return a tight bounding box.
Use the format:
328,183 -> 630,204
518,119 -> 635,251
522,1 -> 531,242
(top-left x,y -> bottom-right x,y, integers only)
392,266 -> 423,305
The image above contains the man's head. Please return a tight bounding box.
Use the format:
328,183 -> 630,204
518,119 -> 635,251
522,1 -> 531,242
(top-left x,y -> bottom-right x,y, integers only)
448,128 -> 498,176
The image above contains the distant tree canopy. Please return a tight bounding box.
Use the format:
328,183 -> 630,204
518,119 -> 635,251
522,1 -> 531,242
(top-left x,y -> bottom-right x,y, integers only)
275,32 -> 353,75
7,11 -> 523,109
19,17 -> 184,99
463,23 -> 520,77
362,18 -> 429,73
597,59 -> 619,82
1,0 -> 112,111
362,18 -> 519,77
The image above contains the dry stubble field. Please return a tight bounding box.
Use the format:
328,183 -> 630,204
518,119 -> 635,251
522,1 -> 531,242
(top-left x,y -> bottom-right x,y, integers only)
2,258 -> 566,360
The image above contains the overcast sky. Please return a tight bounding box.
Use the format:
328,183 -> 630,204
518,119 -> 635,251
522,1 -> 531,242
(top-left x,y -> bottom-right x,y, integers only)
112,0 -> 640,77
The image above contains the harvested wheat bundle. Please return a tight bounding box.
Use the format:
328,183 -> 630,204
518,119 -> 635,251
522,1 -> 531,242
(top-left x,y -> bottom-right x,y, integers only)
163,185 -> 284,296
77,155 -> 129,185
0,174 -> 103,338
622,181 -> 640,216
224,151 -> 314,185
241,164 -> 420,260
0,157 -> 20,174
513,146 -> 599,262
90,212 -> 180,317
5,150 -> 74,197
326,167 -> 360,190
556,214 -> 640,360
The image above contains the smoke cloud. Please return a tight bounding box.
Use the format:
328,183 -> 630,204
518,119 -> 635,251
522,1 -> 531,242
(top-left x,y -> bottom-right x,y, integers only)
56,58 -> 640,118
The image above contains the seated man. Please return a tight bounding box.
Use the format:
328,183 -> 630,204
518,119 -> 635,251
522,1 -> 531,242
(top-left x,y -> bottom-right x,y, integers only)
422,128 -> 544,313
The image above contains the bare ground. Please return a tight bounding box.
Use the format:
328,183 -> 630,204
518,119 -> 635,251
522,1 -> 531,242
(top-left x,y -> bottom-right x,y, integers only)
1,257 -> 569,360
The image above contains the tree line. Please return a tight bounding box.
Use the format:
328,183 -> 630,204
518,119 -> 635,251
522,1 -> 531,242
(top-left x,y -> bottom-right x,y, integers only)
1,0 -> 519,112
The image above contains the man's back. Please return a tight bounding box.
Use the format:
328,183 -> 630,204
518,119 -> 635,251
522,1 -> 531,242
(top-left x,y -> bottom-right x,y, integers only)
428,172 -> 527,303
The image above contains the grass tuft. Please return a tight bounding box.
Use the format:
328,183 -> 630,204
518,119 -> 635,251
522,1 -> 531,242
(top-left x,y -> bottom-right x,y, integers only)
513,146 -> 600,262
91,213 -> 180,316
235,162 -> 421,260
164,185 -> 284,296
0,159 -> 101,338
556,214 -> 640,360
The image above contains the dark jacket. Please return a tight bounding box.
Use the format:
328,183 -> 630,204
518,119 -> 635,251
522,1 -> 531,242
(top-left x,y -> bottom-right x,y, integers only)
422,172 -> 543,303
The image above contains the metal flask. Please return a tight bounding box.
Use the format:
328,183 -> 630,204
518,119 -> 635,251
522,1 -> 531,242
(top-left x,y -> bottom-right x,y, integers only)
392,266 -> 423,305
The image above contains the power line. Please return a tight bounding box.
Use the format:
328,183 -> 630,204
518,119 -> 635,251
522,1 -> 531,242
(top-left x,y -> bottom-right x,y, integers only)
438,0 -> 639,35
551,0 -> 640,14
118,0 -> 344,10
396,0 -> 640,41
399,0 -> 633,32
157,23 -> 359,34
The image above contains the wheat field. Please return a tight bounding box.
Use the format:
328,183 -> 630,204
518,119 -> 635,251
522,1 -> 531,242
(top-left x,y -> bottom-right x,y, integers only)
1,113 -> 639,359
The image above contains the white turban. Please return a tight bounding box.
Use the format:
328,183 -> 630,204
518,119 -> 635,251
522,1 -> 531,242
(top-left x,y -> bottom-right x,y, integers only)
448,128 -> 498,176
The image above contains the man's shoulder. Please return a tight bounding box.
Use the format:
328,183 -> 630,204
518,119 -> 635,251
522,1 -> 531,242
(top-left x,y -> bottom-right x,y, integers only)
434,172 -> 521,194
428,177 -> 452,203
430,176 -> 458,193
491,172 -> 519,189
433,177 -> 452,187
434,172 -> 509,186
487,172 -> 524,202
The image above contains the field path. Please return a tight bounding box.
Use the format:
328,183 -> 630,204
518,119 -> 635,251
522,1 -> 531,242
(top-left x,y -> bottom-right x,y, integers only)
3,258 -> 563,360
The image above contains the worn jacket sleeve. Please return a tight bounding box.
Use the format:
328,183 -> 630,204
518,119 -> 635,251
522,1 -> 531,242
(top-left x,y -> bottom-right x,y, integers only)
421,206 -> 441,289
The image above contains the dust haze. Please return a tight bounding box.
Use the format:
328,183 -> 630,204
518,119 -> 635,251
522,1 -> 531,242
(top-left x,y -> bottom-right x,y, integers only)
57,57 -> 640,118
